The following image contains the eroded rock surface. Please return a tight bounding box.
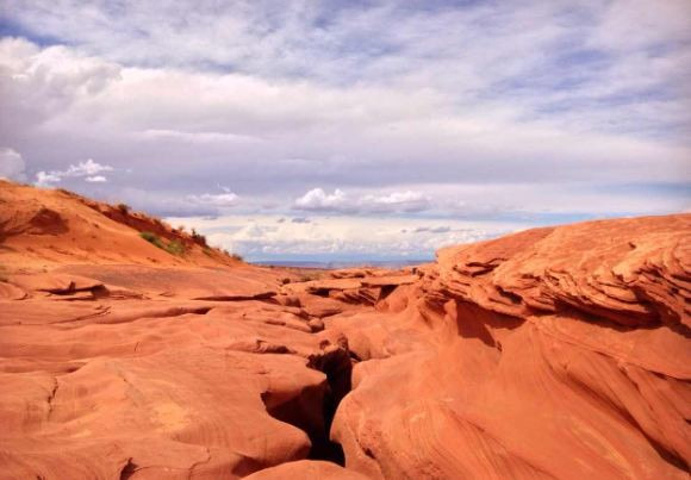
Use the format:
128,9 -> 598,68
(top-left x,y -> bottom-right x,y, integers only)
1,181 -> 689,479
330,214 -> 691,480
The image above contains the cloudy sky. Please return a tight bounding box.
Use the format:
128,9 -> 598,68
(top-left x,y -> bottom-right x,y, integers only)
1,1 -> 690,262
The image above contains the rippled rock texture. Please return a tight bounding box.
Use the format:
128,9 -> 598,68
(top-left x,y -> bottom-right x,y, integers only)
1,180 -> 688,479
330,214 -> 690,480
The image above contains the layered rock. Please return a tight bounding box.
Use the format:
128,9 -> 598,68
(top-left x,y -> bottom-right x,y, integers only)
1,181 -> 689,480
330,214 -> 691,480
0,266 -> 363,479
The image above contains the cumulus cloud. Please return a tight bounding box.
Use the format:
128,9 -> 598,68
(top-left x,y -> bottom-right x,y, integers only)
186,192 -> 240,207
66,159 -> 113,177
362,191 -> 431,213
1,4 -> 689,195
295,188 -> 349,212
0,148 -> 26,181
34,159 -> 114,187
167,214 -> 516,262
0,32 -> 688,202
35,171 -> 61,187
294,188 -> 432,214
0,38 -> 121,138
85,175 -> 107,182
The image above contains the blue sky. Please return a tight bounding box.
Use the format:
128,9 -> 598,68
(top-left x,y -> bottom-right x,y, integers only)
0,0 -> 689,261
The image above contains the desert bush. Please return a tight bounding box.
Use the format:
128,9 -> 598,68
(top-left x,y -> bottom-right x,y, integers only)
117,203 -> 131,215
191,229 -> 208,246
140,232 -> 186,256
217,248 -> 243,261
56,188 -> 75,197
298,273 -> 320,282
165,239 -> 186,256
139,231 -> 164,249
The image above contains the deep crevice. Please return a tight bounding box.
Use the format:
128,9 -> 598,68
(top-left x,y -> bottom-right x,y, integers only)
378,284 -> 397,302
309,346 -> 352,465
119,458 -> 138,480
311,288 -> 332,298
261,344 -> 353,466
193,291 -> 276,302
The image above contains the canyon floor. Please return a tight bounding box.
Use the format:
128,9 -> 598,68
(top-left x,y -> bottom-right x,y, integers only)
0,180 -> 689,480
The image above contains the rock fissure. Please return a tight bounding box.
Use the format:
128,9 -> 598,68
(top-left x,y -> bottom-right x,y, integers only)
46,377 -> 59,420
260,341 -> 354,468
118,458 -> 138,480
1,182 -> 689,480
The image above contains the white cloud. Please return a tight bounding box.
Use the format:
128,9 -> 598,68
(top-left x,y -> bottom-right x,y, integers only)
66,159 -> 113,177
34,171 -> 62,187
1,35 -> 688,193
287,181 -> 690,220
167,213 -> 518,261
85,175 -> 107,182
362,190 -> 430,213
295,188 -> 349,211
187,192 -> 240,207
33,159 -> 114,187
1,34 -> 685,195
0,148 -> 26,181
294,188 -> 433,214
0,38 -> 121,138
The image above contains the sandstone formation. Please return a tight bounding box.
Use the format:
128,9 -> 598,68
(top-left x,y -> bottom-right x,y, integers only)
0,180 -> 239,270
330,215 -> 690,480
0,180 -> 688,479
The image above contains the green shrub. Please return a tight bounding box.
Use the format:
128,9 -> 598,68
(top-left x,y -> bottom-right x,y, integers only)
140,232 -> 187,256
165,239 -> 186,256
140,231 -> 164,249
298,273 -> 320,282
191,228 -> 208,247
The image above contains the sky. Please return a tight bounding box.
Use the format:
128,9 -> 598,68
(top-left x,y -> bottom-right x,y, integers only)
1,0 -> 690,262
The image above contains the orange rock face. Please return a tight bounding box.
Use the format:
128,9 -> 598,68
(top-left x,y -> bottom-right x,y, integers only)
0,181 -> 689,479
0,180 -> 240,270
330,214 -> 691,480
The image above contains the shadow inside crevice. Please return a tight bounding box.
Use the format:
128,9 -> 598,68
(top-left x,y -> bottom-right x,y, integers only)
261,346 -> 353,466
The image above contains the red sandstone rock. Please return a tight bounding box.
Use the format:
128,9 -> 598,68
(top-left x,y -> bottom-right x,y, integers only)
1,181 -> 688,480
0,180 -> 241,270
331,214 -> 691,480
244,460 -> 370,479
